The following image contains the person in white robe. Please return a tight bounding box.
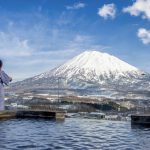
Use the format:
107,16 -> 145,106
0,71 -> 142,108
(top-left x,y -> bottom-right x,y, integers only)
0,60 -> 12,111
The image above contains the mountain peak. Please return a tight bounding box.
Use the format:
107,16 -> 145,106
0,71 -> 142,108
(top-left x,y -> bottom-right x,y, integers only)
35,50 -> 142,81
59,50 -> 139,74
13,50 -> 148,93
78,50 -> 110,57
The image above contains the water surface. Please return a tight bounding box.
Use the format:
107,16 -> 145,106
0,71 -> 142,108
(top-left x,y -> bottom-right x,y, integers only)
0,118 -> 149,150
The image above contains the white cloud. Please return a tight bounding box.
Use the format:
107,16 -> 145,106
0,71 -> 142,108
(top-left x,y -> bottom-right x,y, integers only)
66,2 -> 86,10
0,11 -> 108,81
98,4 -> 116,19
123,0 -> 150,20
0,32 -> 33,57
137,28 -> 150,44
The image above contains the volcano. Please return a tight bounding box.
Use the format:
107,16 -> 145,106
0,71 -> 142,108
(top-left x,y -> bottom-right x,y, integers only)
11,51 -> 150,96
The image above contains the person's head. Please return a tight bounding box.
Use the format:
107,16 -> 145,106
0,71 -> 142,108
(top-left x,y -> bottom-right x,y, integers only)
0,60 -> 3,70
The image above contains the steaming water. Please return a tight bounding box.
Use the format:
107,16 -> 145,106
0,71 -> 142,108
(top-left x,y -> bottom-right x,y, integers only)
0,118 -> 149,150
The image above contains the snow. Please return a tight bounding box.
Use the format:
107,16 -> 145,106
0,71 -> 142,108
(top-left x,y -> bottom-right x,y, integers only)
12,50 -> 150,98
34,50 -> 143,82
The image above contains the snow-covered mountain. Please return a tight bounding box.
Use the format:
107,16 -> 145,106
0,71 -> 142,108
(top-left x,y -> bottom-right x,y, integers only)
11,51 -> 150,95
35,51 -> 142,80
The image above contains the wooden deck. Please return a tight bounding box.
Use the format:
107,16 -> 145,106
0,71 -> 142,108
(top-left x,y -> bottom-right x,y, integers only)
0,110 -> 65,120
131,114 -> 150,127
0,110 -> 16,119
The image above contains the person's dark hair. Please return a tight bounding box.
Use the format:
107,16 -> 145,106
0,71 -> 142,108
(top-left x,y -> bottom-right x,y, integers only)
0,60 -> 3,68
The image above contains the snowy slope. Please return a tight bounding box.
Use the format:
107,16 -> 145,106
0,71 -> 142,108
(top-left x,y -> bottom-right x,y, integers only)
34,51 -> 143,81
11,50 -> 149,94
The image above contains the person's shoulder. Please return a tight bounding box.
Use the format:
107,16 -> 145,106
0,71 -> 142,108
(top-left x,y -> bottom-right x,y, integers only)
1,70 -> 7,76
1,70 -> 5,74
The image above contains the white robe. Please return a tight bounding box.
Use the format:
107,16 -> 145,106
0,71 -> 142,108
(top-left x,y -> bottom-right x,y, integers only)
0,71 -> 11,111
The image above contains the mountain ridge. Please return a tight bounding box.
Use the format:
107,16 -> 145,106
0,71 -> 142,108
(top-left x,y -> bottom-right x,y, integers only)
10,50 -> 150,95
34,50 -> 143,80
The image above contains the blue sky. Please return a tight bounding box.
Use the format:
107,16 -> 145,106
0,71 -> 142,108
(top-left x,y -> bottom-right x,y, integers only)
0,0 -> 150,80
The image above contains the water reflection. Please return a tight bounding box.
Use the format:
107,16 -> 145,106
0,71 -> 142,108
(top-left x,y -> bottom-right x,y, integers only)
0,118 -> 149,150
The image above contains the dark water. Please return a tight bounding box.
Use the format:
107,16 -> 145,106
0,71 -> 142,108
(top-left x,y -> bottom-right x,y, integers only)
0,118 -> 149,150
